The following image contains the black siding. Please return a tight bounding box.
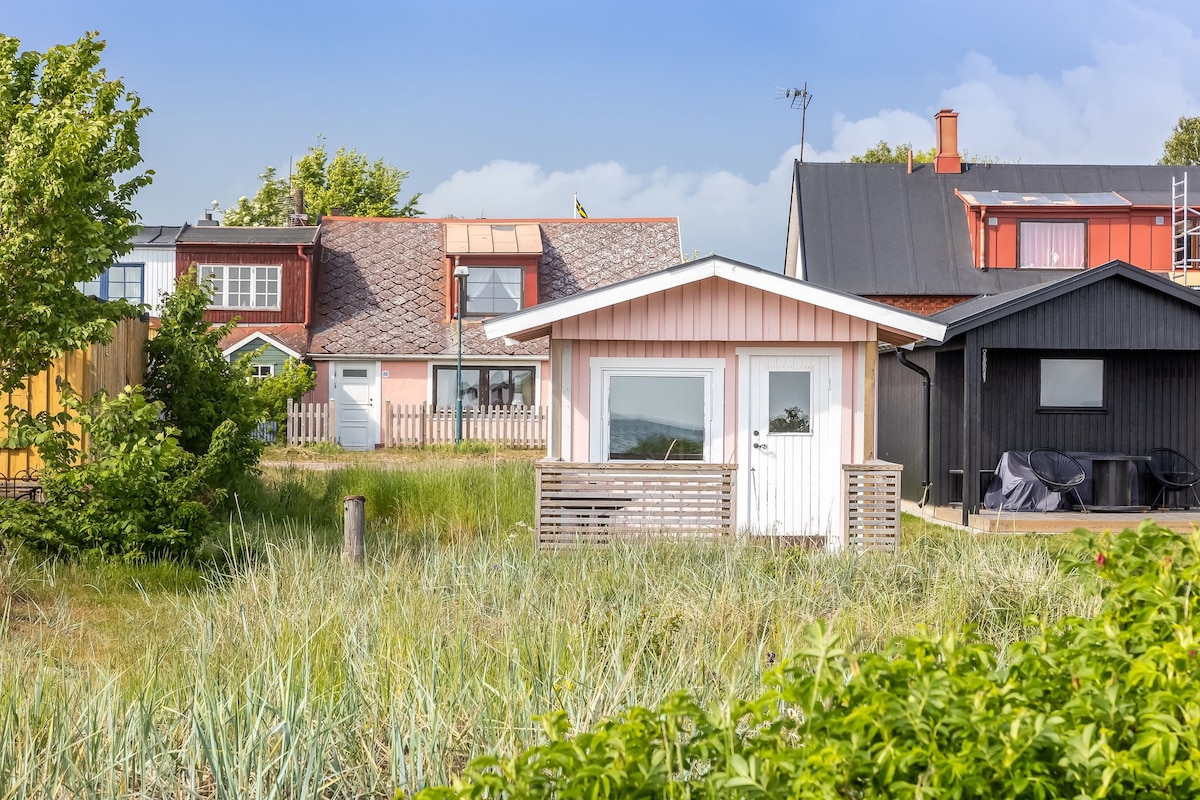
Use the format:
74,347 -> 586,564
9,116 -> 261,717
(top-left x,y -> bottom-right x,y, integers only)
878,348 -> 937,500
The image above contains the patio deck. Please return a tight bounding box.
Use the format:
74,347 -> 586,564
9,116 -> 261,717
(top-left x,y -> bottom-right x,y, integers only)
905,500 -> 1200,534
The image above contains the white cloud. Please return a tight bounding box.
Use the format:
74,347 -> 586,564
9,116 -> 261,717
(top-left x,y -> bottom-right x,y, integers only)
422,6 -> 1200,268
421,154 -> 798,269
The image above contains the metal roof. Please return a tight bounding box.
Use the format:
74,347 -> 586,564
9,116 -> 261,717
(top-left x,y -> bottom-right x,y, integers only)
929,260 -> 1200,338
176,226 -> 319,245
444,223 -> 543,255
957,190 -> 1129,207
794,162 -> 1200,296
131,225 -> 186,245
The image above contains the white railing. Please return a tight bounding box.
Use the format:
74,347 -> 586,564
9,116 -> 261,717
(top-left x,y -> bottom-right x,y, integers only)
384,403 -> 548,449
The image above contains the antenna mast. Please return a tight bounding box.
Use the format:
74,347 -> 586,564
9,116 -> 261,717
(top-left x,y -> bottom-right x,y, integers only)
777,83 -> 813,163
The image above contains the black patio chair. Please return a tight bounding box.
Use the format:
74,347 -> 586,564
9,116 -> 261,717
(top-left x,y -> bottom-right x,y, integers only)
1147,448 -> 1200,510
1028,448 -> 1088,512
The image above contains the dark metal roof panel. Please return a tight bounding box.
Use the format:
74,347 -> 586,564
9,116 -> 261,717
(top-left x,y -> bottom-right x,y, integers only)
798,163 -> 1200,296
177,226 -> 319,245
131,225 -> 186,245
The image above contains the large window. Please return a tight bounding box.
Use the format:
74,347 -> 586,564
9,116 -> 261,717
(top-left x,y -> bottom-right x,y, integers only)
433,365 -> 535,409
199,264 -> 281,310
1020,221 -> 1086,269
591,358 -> 724,462
1040,358 -> 1104,409
464,267 -> 523,315
77,263 -> 144,304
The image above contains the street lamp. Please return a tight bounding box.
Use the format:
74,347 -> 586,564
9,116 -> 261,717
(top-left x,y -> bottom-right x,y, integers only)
453,264 -> 470,445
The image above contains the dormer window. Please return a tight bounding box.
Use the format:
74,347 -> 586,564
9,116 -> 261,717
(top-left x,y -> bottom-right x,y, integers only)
1018,221 -> 1086,268
465,266 -> 524,315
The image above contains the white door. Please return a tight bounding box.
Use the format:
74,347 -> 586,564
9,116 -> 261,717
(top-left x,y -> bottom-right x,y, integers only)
741,352 -> 841,541
331,362 -> 378,450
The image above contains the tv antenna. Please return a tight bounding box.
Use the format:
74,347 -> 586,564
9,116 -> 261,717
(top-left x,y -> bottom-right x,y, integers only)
776,83 -> 813,163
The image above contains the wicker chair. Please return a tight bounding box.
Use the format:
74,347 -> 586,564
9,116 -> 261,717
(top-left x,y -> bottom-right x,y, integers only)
1147,448 -> 1200,510
1028,448 -> 1087,512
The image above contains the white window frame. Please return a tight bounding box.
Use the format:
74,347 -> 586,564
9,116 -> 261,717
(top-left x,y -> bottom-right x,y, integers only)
589,357 -> 724,463
464,265 -> 525,316
198,264 -> 282,311
249,363 -> 275,379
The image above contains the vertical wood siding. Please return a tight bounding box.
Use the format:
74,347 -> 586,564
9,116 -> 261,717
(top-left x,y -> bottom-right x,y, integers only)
980,209 -> 1173,270
554,278 -> 875,342
176,245 -> 309,324
132,245 -> 178,317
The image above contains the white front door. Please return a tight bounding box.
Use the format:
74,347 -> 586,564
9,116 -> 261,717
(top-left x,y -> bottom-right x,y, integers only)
741,352 -> 841,542
331,362 -> 378,450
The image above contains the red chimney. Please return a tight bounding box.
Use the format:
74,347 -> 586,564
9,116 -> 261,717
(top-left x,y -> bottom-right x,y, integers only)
934,109 -> 962,175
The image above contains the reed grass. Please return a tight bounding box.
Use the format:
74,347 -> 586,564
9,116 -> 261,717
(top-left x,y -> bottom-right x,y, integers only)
0,461 -> 1104,798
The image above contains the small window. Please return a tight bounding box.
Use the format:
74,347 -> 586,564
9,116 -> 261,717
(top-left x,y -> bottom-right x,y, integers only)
464,267 -> 523,315
76,263 -> 144,304
768,371 -> 812,433
1040,358 -> 1103,409
342,368 -> 369,379
250,363 -> 275,379
1020,221 -> 1086,268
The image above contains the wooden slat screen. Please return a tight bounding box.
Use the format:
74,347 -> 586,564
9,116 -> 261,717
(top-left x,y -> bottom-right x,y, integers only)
843,462 -> 903,551
535,462 -> 736,547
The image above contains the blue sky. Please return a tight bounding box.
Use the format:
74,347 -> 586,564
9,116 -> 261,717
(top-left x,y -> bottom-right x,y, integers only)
7,1 -> 1198,267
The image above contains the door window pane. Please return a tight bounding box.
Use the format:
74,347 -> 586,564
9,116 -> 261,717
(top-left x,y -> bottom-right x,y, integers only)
608,375 -> 705,460
768,371 -> 812,433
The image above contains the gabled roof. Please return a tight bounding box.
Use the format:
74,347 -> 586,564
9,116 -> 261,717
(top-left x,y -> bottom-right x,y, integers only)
792,162 -> 1200,296
484,255 -> 946,345
177,226 -> 319,246
309,218 -> 683,356
930,260 -> 1200,339
222,329 -> 304,360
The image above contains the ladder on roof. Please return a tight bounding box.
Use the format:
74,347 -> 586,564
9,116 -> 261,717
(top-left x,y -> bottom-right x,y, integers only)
1171,174 -> 1200,286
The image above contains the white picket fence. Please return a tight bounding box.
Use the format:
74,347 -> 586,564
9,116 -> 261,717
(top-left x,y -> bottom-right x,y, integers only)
384,402 -> 547,448
286,399 -> 336,445
285,399 -> 547,449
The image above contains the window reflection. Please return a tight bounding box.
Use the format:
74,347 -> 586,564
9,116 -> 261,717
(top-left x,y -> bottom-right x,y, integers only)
768,371 -> 811,433
608,375 -> 705,460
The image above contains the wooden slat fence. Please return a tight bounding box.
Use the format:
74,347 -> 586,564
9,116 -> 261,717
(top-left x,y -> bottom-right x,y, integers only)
843,461 -> 903,551
535,462 -> 736,547
384,403 -> 547,448
286,399 -> 336,445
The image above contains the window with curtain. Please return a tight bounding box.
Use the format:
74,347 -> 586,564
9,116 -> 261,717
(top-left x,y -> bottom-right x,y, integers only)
464,267 -> 523,315
433,365 -> 535,408
1019,221 -> 1086,268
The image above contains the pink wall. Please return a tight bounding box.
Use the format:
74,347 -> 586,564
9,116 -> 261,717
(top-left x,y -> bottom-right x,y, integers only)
554,278 -> 876,343
381,361 -> 429,406
567,340 -> 863,466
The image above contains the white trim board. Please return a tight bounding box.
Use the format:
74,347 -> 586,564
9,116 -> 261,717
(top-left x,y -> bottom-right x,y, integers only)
223,331 -> 303,360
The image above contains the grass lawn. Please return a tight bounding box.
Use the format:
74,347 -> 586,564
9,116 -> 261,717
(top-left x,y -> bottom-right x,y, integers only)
0,449 -> 1104,798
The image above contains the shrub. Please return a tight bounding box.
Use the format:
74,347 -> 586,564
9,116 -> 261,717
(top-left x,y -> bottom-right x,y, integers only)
252,356 -> 316,426
419,522 -> 1200,799
0,387 -> 251,560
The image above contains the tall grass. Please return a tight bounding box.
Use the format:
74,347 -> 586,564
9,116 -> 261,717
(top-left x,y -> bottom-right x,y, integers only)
0,462 -> 1103,798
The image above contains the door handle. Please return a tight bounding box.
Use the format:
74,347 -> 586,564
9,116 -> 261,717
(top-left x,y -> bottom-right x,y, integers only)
753,442 -> 767,450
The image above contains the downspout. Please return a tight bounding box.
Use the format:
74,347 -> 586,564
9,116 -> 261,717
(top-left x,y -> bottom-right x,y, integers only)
299,244 -> 313,329
895,348 -> 932,507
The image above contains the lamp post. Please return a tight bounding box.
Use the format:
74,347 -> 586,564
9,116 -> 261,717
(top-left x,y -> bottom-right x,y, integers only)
453,265 -> 470,445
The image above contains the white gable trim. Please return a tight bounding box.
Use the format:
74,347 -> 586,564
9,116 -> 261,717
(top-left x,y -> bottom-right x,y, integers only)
482,256 -> 946,343
222,331 -> 303,360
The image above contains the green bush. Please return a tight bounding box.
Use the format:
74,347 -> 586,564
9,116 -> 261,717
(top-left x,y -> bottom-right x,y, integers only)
0,387 -> 252,560
419,522 -> 1200,799
252,356 -> 316,426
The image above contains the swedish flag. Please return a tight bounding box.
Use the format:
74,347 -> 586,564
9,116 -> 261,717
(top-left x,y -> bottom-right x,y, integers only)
575,196 -> 588,219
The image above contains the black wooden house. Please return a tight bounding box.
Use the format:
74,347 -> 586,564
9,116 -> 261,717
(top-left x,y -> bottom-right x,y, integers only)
878,261 -> 1200,524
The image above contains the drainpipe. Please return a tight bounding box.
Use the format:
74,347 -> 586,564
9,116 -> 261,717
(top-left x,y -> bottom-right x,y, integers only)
299,244 -> 313,329
895,348 -> 932,507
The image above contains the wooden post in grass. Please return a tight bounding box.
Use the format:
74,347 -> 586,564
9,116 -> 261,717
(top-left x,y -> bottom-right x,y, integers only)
343,495 -> 366,564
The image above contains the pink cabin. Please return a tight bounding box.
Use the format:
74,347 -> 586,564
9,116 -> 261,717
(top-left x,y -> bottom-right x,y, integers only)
483,256 -> 946,547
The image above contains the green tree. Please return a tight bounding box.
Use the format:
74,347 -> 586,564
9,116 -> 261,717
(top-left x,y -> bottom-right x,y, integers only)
144,267 -> 262,476
251,356 -> 316,426
221,139 -> 421,225
1159,115 -> 1200,164
0,32 -> 152,392
849,141 -> 936,163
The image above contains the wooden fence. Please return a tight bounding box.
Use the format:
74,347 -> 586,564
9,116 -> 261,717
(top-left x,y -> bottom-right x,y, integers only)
384,403 -> 547,448
286,399 -> 336,445
843,461 -> 903,551
285,401 -> 547,448
535,461 -> 736,547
